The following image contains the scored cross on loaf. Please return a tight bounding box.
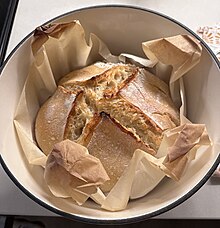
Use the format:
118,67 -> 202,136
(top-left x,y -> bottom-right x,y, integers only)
35,62 -> 180,192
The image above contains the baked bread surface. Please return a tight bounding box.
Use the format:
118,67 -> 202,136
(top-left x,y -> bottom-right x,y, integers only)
35,62 -> 180,191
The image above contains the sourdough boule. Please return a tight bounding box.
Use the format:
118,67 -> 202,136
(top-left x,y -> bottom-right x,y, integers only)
35,62 -> 180,192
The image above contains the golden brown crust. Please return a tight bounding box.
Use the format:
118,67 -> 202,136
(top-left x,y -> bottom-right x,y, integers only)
36,62 -> 180,155
35,86 -> 77,155
35,62 -> 180,191
58,62 -> 111,86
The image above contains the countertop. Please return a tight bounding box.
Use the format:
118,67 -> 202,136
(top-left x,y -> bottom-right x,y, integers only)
1,0 -> 220,219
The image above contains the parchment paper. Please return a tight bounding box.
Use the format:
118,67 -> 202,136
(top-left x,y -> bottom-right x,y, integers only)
14,20 -> 211,211
44,139 -> 109,205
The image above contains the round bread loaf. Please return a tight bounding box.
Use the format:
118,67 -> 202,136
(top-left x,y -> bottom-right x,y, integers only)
35,62 -> 180,192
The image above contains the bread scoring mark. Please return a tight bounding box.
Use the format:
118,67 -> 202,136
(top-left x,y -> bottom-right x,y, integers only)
64,91 -> 95,142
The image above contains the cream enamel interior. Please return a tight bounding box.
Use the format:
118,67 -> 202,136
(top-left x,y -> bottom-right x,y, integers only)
0,6 -> 220,222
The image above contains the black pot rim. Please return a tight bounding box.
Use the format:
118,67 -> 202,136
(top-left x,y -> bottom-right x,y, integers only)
1,4 -> 220,225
